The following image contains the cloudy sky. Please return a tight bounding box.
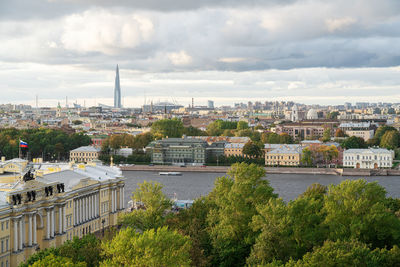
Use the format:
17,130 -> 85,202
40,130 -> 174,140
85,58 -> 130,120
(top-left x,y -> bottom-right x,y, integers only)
1,0 -> 400,107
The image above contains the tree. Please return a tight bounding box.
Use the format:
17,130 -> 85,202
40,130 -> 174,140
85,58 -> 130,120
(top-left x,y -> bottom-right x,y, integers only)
248,186 -> 327,265
380,130 -> 399,150
375,126 -> 397,142
207,163 -> 276,266
237,121 -> 249,130
151,119 -> 184,138
101,226 -> 192,267
340,136 -> 367,149
58,234 -> 102,267
334,128 -> 345,137
119,181 -> 172,231
243,141 -> 263,158
285,240 -> 400,267
183,126 -> 207,136
166,197 -> 215,267
29,254 -> 86,267
301,148 -> 313,166
323,180 -> 400,249
20,248 -> 60,267
322,128 -> 331,142
72,120 -> 83,125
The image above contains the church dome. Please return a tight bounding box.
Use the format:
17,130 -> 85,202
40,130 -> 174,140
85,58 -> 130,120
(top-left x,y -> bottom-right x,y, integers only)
307,109 -> 318,120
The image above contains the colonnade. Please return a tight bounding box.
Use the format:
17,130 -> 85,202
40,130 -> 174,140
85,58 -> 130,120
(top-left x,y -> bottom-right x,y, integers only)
74,192 -> 99,226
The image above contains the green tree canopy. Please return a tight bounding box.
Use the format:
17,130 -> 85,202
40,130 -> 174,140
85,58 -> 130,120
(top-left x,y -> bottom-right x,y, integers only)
380,130 -> 399,150
237,121 -> 249,130
151,119 -> 184,139
29,254 -> 86,267
207,163 -> 276,266
323,180 -> 400,248
243,141 -> 263,158
101,226 -> 192,267
340,136 -> 367,149
284,240 -> 400,267
119,181 -> 172,231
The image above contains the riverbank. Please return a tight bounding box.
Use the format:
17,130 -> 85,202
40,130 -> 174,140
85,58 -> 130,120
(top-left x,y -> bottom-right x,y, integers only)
120,165 -> 400,176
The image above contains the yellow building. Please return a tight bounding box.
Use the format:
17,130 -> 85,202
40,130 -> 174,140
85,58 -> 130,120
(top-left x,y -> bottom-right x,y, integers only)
265,144 -> 302,166
224,143 -> 245,157
0,158 -> 125,266
69,146 -> 100,163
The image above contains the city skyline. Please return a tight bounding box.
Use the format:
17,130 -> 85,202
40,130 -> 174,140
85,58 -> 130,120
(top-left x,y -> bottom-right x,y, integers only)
1,1 -> 400,106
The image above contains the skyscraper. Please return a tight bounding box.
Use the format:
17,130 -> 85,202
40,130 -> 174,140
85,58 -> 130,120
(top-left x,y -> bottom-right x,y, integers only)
114,65 -> 122,108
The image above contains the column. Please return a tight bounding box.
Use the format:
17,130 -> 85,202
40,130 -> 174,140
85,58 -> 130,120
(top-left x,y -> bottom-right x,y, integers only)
28,215 -> 32,246
18,218 -> 22,250
122,187 -> 125,209
95,193 -> 98,217
73,200 -> 76,225
63,205 -> 66,233
120,187 -> 123,210
83,196 -> 87,222
111,190 -> 115,212
13,219 -> 18,252
59,206 -> 62,234
80,198 -> 83,224
51,208 -> 55,238
46,210 -> 50,239
115,189 -> 118,211
33,214 -> 37,244
89,195 -> 92,220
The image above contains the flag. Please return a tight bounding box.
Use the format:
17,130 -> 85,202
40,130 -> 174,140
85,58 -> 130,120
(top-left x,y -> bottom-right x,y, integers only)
19,140 -> 28,148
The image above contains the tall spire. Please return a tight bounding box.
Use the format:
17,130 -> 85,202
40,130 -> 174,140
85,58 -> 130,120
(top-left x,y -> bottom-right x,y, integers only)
114,64 -> 122,108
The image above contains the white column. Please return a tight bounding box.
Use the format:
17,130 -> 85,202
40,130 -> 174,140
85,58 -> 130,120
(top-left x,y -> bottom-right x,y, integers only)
80,198 -> 83,224
122,187 -> 125,209
59,206 -> 62,234
95,193 -> 98,217
73,200 -> 76,225
51,208 -> 55,238
28,215 -> 32,246
120,187 -> 123,210
63,205 -> 66,233
13,219 -> 18,252
18,218 -> 22,250
33,214 -> 37,244
83,196 -> 87,222
115,189 -> 118,211
111,190 -> 115,212
89,195 -> 92,220
46,210 -> 50,239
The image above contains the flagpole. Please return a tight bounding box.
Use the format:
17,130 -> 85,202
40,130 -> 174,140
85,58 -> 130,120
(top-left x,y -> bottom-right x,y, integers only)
19,140 -> 21,159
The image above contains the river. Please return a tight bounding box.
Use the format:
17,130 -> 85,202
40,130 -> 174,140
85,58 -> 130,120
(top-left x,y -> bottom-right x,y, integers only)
122,171 -> 400,205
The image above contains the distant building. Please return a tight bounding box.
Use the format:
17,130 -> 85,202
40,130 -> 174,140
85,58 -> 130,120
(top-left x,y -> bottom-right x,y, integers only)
224,143 -> 245,157
343,148 -> 394,169
339,122 -> 375,141
70,146 -> 100,163
207,100 -> 214,109
114,65 -> 122,108
275,121 -> 337,140
146,138 -> 207,165
265,144 -> 302,166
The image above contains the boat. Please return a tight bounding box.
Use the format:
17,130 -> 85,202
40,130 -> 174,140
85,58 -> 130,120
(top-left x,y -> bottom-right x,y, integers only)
159,172 -> 183,176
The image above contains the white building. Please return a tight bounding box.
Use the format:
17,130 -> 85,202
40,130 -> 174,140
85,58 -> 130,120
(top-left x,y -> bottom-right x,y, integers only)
343,148 -> 394,169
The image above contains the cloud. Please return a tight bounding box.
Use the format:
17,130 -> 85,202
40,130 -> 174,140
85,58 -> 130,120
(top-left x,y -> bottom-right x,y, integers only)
167,51 -> 192,66
1,0 -> 400,104
61,9 -> 154,55
326,17 -> 357,32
